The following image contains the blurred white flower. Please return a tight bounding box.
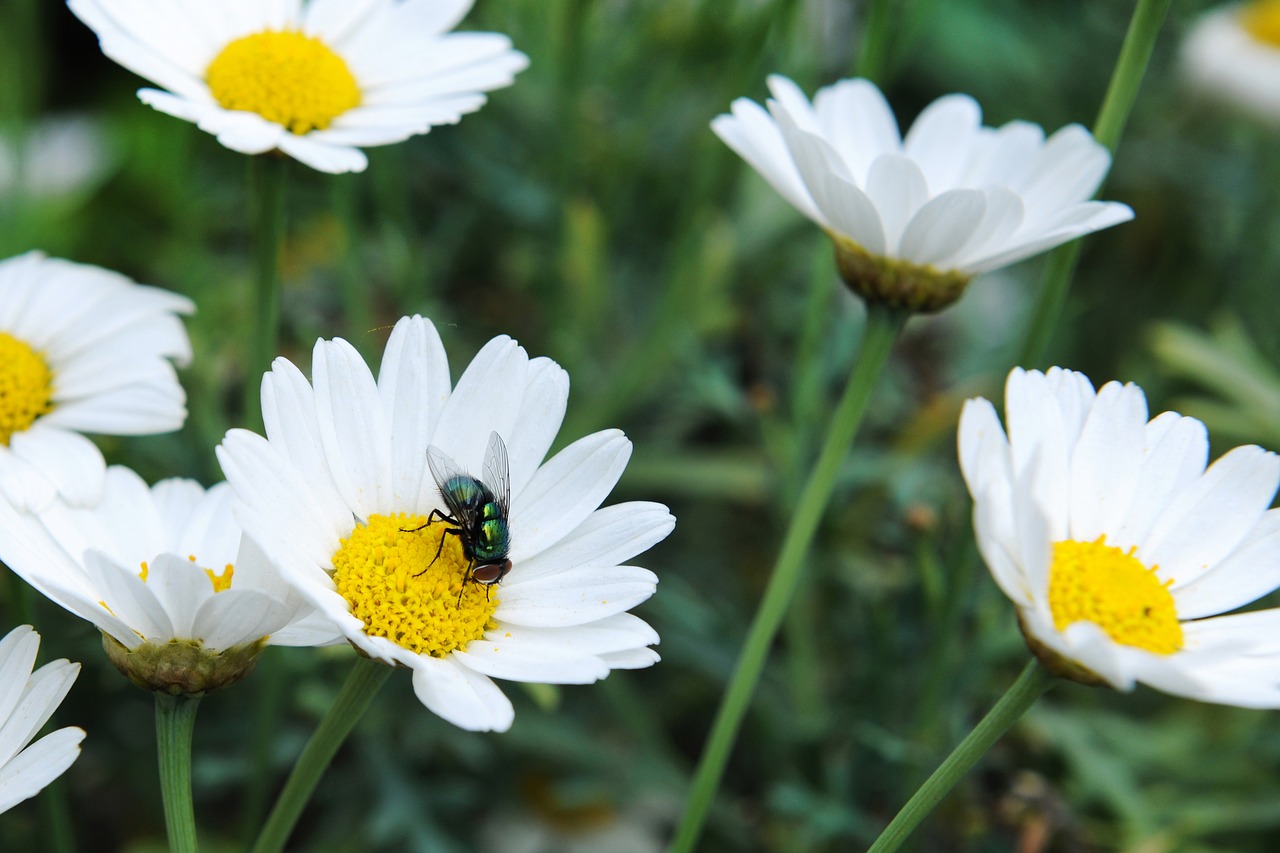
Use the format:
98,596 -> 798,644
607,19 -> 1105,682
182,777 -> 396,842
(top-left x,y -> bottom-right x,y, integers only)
218,315 -> 673,731
68,0 -> 529,174
1183,1 -> 1280,126
960,367 -> 1280,706
0,467 -> 341,694
0,115 -> 113,201
712,75 -> 1133,310
0,625 -> 84,814
0,252 -> 192,510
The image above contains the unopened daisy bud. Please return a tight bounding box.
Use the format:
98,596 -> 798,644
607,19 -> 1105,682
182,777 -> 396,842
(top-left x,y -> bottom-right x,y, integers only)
712,76 -> 1134,312
1183,1 -> 1280,127
101,634 -> 267,697
0,467 -> 343,695
960,367 -> 1280,705
68,0 -> 529,174
218,315 -> 674,732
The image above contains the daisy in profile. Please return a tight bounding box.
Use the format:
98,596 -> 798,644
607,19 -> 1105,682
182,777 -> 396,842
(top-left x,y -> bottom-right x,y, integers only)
68,0 -> 529,174
0,625 -> 84,814
217,316 -> 673,731
1183,1 -> 1280,127
0,252 -> 192,511
959,367 -> 1280,705
0,467 -> 340,695
712,76 -> 1134,311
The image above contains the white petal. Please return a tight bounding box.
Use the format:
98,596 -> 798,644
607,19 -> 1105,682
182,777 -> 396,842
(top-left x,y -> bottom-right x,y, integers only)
508,430 -> 631,561
1173,509 -> 1280,619
1068,381 -> 1148,544
410,655 -> 513,732
496,566 -> 658,628
507,502 -> 674,584
313,336 -> 393,518
896,189 -> 987,268
1142,445 -> 1280,587
0,726 -> 84,815
454,639 -> 609,684
7,427 -> 105,508
377,316 -> 451,510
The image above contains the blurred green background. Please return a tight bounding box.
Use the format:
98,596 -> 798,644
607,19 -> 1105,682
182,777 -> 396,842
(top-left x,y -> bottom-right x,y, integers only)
4,0 -> 1280,850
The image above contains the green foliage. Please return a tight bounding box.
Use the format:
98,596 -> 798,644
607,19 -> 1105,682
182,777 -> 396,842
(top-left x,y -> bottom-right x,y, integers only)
4,0 -> 1280,851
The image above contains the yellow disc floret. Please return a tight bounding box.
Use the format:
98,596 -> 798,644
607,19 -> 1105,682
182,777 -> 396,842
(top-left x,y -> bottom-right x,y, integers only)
205,30 -> 361,135
332,513 -> 499,658
0,332 -> 54,446
1048,535 -> 1182,655
1243,0 -> 1280,46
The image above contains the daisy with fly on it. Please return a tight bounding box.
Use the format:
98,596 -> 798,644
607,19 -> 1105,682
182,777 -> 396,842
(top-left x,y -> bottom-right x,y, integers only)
218,316 -> 674,732
68,0 -> 529,173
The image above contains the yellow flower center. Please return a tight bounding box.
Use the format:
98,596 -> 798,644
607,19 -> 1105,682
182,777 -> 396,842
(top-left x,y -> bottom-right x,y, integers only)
205,30 -> 361,135
332,513 -> 499,658
1242,0 -> 1280,47
1048,536 -> 1182,655
0,331 -> 54,445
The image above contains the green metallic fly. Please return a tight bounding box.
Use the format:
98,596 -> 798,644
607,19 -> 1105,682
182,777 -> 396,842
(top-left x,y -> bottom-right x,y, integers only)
409,431 -> 513,604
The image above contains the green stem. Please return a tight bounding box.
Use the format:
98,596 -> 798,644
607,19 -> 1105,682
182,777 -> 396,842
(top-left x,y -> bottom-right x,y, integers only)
855,0 -> 894,81
244,155 -> 288,432
668,303 -> 908,853
155,694 -> 201,853
251,656 -> 391,853
1016,0 -> 1171,368
866,660 -> 1055,853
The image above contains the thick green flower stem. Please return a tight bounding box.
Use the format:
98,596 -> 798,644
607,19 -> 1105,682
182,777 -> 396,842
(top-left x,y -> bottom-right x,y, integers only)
1017,0 -> 1172,368
155,693 -> 202,853
251,656 -> 392,853
668,303 -> 908,853
866,660 -> 1055,853
244,154 -> 288,432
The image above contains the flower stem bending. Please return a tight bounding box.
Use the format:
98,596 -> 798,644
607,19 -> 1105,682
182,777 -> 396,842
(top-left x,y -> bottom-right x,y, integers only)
155,693 -> 202,853
668,302 -> 908,853
251,655 -> 392,853
1017,0 -> 1172,367
244,154 -> 288,432
866,659 -> 1055,853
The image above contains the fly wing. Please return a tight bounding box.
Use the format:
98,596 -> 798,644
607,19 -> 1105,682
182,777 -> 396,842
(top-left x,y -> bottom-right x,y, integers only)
482,432 -> 512,516
426,444 -> 471,519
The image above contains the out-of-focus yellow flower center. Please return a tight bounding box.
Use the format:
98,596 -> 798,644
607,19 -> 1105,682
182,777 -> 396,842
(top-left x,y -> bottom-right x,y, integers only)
332,513 -> 499,658
0,332 -> 53,445
205,30 -> 361,134
138,558 -> 236,593
1242,0 -> 1280,47
1048,536 -> 1182,655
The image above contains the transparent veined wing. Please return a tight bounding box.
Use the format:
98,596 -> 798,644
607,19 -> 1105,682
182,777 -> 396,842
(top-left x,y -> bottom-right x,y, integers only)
426,444 -> 474,520
482,432 -> 512,516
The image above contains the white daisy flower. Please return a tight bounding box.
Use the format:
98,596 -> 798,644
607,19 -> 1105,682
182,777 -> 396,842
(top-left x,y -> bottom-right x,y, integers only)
712,75 -> 1134,311
68,0 -> 530,174
1183,1 -> 1280,127
0,625 -> 84,814
217,316 -> 673,732
0,252 -> 192,511
959,366 -> 1280,707
0,115 -> 113,201
0,467 -> 341,694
